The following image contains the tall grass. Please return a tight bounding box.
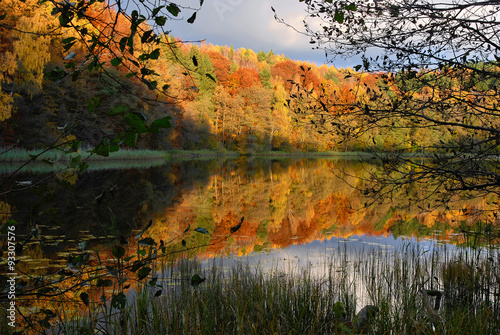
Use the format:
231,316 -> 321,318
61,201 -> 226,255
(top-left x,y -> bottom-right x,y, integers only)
15,243 -> 500,334
0,147 -> 169,162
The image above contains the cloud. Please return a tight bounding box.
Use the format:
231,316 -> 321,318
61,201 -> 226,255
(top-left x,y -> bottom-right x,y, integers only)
167,0 -> 351,66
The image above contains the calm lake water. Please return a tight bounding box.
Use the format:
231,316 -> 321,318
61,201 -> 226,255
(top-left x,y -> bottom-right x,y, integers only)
1,157 -> 499,314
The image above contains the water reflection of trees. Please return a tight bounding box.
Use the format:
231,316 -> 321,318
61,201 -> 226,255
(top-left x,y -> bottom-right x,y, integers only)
1,158 -> 499,332
150,159 -> 500,261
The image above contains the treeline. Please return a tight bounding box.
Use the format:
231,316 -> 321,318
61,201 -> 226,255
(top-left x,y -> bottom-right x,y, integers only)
0,0 -> 496,153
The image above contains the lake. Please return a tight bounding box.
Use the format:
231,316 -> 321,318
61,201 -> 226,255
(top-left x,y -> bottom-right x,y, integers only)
1,157 -> 499,332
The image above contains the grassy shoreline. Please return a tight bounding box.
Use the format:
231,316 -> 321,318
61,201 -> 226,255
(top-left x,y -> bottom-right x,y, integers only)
0,148 -> 477,175
0,147 -> 436,163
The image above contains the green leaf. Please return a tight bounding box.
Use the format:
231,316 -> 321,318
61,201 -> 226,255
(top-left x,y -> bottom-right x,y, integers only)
110,57 -> 122,66
63,41 -> 76,51
92,143 -> 109,157
345,4 -> 357,11
79,292 -> 89,307
194,227 -> 210,235
59,13 -> 71,26
334,11 -> 344,24
124,256 -> 135,262
149,48 -> 160,60
137,249 -> 146,256
70,155 -> 81,168
143,79 -> 158,90
69,140 -> 82,153
78,162 -> 89,173
141,30 -> 153,43
390,5 -> 400,17
152,5 -> 165,17
205,73 -> 217,83
111,292 -> 126,309
112,245 -> 126,259
187,12 -> 197,24
131,260 -> 144,272
119,37 -> 128,53
155,16 -> 167,26
167,3 -> 180,16
62,37 -> 77,44
137,266 -> 151,280
124,132 -> 138,147
125,113 -> 148,133
149,116 -> 172,133
190,274 -> 206,287
45,66 -> 67,81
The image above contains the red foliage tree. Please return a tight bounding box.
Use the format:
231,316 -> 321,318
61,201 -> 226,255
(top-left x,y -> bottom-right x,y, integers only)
271,59 -> 300,91
207,51 -> 231,87
226,67 -> 261,95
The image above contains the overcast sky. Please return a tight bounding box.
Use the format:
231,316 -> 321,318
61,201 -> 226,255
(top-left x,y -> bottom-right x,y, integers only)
167,0 -> 356,68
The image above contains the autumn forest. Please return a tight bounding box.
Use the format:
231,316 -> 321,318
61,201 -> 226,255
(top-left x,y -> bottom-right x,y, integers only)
3,0 -> 493,155
2,0 -> 500,333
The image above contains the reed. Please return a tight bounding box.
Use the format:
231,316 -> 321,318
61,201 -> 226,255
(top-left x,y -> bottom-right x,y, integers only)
10,242 -> 500,334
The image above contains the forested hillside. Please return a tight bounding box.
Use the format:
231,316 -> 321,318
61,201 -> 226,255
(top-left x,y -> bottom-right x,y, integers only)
1,0 -> 496,154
